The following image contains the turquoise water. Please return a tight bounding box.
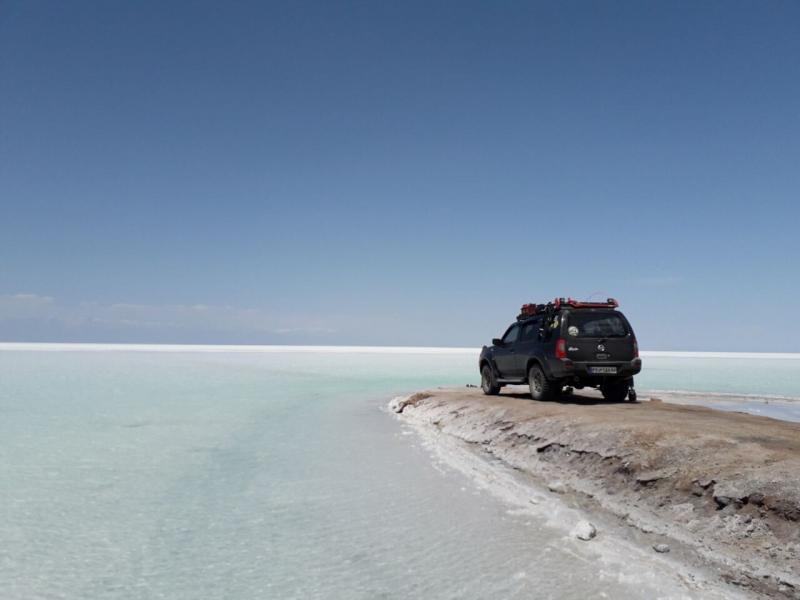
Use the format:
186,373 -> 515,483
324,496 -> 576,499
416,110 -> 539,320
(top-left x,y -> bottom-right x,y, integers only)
1,347 -> 798,599
637,352 -> 800,398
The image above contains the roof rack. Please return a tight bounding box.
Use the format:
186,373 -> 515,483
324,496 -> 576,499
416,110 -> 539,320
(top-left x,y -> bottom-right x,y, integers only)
517,297 -> 618,320
554,297 -> 618,310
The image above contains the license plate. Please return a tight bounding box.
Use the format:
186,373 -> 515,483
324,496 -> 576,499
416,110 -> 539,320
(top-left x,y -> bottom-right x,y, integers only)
589,366 -> 617,375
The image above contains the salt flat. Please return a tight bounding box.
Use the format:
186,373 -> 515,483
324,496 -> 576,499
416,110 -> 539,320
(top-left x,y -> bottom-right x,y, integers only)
2,347 -> 798,599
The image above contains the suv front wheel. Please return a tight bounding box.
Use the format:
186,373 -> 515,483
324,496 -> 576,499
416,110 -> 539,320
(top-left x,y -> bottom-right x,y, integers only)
528,365 -> 558,401
481,365 -> 500,395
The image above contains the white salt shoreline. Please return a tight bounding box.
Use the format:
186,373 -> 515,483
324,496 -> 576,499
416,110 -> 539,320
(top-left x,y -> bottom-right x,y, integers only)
391,388 -> 800,599
1,342 -> 799,359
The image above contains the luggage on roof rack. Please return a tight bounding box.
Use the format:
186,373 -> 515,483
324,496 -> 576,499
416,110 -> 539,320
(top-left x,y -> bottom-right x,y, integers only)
517,297 -> 619,320
518,303 -> 546,318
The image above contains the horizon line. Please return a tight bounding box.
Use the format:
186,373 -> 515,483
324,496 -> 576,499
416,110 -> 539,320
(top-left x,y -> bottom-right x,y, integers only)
0,342 -> 799,359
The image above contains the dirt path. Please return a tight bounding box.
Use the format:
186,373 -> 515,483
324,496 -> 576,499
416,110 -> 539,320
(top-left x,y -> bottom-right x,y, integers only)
391,388 -> 800,599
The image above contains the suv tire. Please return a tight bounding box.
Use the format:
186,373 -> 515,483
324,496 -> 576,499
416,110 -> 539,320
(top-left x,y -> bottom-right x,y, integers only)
602,380 -> 629,403
481,365 -> 500,395
528,365 -> 557,401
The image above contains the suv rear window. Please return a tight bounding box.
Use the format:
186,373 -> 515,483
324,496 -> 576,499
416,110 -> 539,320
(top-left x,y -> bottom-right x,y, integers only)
566,312 -> 628,338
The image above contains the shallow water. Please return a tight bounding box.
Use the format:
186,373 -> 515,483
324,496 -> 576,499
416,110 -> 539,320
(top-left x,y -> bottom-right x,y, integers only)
638,351 -> 800,398
1,347 -> 798,598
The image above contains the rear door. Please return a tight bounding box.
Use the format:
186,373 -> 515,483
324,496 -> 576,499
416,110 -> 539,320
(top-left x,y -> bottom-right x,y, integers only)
514,318 -> 542,376
562,310 -> 635,366
493,323 -> 521,378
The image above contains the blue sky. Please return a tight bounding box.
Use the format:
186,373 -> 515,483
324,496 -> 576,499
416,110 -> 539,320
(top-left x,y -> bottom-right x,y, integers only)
1,1 -> 798,350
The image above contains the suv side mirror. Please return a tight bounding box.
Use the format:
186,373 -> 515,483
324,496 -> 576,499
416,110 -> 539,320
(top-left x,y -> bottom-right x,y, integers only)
492,338 -> 504,346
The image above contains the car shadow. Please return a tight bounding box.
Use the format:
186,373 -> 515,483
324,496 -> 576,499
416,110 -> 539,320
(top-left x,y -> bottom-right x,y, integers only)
500,388 -> 634,405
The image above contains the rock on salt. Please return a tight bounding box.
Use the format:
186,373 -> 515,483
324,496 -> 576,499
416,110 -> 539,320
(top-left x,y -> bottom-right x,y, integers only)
572,521 -> 597,541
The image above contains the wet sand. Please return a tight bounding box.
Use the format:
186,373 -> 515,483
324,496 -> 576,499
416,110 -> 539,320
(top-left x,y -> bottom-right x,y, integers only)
391,388 -> 800,599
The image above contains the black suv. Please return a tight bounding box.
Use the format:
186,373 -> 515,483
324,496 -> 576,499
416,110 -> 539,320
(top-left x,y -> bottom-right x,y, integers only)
479,298 -> 642,402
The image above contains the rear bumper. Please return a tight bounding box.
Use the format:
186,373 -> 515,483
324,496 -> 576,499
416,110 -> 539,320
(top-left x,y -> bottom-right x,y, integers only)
551,358 -> 642,380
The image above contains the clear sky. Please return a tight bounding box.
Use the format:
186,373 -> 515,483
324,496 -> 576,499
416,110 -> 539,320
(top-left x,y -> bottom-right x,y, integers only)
1,1 -> 798,350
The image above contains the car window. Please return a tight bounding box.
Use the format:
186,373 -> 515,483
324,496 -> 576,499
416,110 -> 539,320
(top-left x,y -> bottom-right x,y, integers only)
521,320 -> 540,341
502,324 -> 520,344
566,312 -> 628,338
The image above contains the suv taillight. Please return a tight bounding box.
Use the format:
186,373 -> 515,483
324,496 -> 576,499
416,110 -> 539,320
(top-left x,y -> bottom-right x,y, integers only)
633,338 -> 639,358
555,338 -> 567,359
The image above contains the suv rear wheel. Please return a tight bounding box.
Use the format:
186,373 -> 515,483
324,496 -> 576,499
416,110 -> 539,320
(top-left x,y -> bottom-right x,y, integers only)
528,365 -> 557,401
601,380 -> 630,403
481,365 -> 500,395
